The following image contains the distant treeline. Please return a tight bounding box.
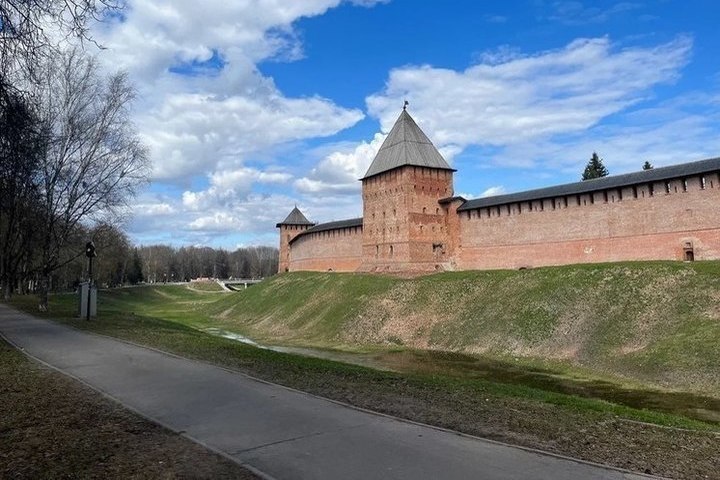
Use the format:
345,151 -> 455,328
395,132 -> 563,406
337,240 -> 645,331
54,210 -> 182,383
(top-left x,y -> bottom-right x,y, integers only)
6,222 -> 278,295
136,244 -> 279,284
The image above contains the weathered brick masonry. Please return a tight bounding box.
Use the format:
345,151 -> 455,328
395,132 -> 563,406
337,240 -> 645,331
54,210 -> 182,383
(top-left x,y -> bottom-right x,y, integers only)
278,109 -> 720,274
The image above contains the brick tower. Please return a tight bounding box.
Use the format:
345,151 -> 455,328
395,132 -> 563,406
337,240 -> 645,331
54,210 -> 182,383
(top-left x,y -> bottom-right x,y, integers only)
360,107 -> 456,272
276,207 -> 314,273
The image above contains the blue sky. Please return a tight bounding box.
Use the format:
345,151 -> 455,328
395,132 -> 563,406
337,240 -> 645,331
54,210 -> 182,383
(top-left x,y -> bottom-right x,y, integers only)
91,0 -> 720,248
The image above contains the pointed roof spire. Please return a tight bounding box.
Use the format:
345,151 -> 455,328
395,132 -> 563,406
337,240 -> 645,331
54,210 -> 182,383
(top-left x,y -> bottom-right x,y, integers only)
276,206 -> 314,228
362,108 -> 454,180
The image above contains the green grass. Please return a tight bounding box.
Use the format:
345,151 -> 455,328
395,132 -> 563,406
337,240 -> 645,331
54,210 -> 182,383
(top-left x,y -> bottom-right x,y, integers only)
6,291 -> 716,433
188,261 -> 720,396
5,272 -> 720,430
6,260 -> 720,422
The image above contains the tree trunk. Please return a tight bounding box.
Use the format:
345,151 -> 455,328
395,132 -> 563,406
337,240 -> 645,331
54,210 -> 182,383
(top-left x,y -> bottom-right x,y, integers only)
37,273 -> 49,311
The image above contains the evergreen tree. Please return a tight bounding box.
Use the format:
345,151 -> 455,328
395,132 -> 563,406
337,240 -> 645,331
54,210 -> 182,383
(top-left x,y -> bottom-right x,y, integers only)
642,161 -> 654,170
126,249 -> 144,284
581,152 -> 609,181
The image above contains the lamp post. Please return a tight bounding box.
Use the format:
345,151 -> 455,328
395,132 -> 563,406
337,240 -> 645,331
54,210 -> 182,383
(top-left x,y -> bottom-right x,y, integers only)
85,241 -> 97,321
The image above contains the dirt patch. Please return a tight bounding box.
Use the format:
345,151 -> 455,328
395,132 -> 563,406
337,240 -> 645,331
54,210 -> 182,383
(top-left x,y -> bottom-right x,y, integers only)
0,341 -> 256,479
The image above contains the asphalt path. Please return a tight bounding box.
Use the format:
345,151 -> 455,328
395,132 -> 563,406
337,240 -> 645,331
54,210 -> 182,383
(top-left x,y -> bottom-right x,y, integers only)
0,304 -> 649,480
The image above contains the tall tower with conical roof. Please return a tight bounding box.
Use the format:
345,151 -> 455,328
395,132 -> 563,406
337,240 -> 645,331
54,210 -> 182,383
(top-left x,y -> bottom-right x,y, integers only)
360,108 -> 456,272
276,207 -> 315,273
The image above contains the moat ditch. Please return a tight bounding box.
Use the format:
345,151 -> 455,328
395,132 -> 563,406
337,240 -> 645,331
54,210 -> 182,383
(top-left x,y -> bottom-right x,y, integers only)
203,327 -> 720,425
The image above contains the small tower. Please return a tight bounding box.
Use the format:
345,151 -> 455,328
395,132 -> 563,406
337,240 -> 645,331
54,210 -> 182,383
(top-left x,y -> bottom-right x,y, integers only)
276,207 -> 315,273
360,107 -> 456,272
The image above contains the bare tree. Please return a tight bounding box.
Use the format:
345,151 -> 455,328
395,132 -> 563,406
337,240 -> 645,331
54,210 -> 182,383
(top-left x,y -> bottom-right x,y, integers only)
0,79 -> 44,298
0,0 -> 120,80
33,48 -> 149,310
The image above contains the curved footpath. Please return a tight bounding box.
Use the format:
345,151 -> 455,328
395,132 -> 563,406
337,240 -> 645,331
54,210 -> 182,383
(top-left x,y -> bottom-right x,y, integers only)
0,304 -> 648,480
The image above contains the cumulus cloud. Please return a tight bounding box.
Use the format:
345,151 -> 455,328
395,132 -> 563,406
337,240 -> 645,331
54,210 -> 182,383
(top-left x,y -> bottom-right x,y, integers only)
367,36 -> 692,149
94,0 -> 365,182
294,133 -> 387,194
94,0 -> 383,245
181,167 -> 292,211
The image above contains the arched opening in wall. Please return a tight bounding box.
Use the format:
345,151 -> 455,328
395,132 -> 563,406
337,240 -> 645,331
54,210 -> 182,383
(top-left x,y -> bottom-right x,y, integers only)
389,245 -> 394,257
375,245 -> 379,257
684,242 -> 695,262
422,207 -> 427,214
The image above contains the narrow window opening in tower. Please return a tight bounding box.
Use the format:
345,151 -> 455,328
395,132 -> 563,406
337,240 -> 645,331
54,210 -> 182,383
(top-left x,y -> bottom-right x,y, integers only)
682,179 -> 688,192
422,207 -> 427,214
701,176 -> 706,189
649,183 -> 654,196
390,245 -> 394,257
436,207 -> 440,214
665,181 -> 671,194
375,245 -> 379,257
603,191 -> 608,203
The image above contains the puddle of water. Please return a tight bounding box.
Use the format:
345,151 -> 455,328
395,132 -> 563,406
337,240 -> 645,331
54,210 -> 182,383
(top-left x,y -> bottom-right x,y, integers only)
202,327 -> 720,425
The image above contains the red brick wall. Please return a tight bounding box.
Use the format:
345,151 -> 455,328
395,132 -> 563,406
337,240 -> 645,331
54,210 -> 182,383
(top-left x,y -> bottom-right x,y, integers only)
457,173 -> 720,270
288,225 -> 363,272
360,166 -> 454,272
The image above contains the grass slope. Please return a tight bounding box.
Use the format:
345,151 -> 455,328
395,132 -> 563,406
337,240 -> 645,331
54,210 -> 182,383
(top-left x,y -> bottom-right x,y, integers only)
209,261 -> 720,396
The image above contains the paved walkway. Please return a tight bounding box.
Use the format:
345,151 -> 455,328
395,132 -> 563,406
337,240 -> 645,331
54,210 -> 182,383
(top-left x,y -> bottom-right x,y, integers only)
0,304 -> 647,480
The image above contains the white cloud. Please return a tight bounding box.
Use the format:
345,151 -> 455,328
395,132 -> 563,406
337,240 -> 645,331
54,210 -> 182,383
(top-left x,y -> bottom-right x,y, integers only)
134,202 -> 175,216
367,36 -> 692,149
94,0 -> 366,182
298,35 -> 694,203
294,132 -> 387,194
480,186 -> 506,197
181,166 -> 292,211
545,2 -> 643,26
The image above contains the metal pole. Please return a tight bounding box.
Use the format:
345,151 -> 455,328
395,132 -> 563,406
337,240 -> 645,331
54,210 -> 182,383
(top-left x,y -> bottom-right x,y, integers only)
87,256 -> 93,321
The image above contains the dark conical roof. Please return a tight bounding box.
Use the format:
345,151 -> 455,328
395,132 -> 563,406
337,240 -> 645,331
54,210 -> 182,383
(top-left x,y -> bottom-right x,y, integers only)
276,206 -> 314,227
362,109 -> 454,179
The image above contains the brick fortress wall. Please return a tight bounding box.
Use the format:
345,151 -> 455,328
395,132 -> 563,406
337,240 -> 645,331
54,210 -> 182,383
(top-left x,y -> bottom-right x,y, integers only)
457,172 -> 720,270
288,224 -> 363,272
